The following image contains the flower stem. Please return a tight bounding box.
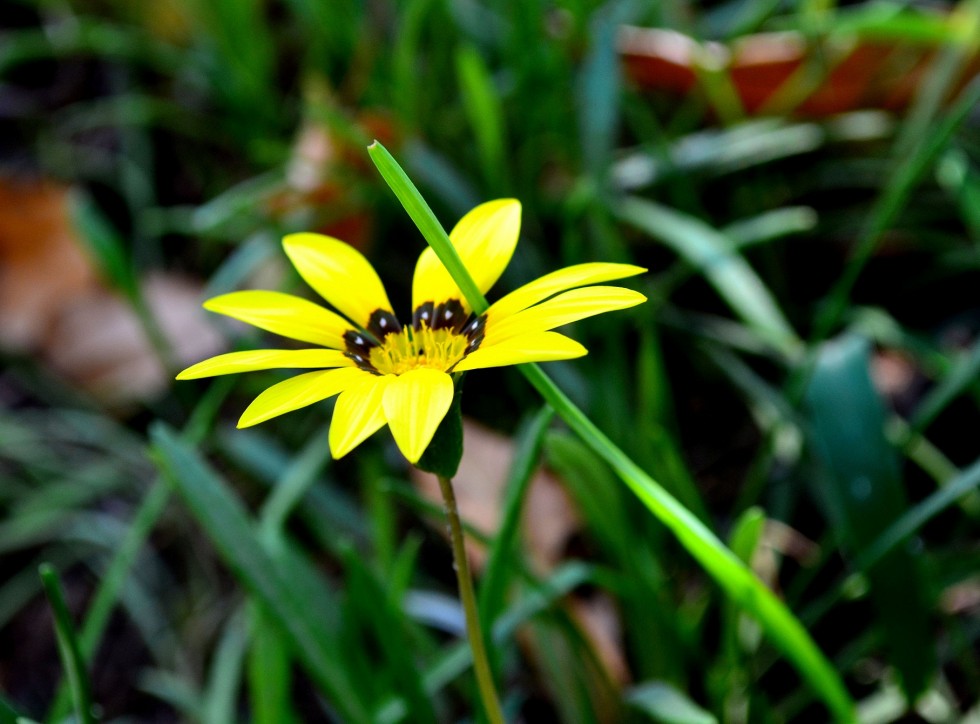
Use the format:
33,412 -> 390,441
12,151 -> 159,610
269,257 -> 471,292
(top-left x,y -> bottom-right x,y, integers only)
436,474 -> 505,724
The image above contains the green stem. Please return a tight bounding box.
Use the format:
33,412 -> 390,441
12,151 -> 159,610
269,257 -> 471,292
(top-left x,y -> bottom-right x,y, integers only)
435,474 -> 505,724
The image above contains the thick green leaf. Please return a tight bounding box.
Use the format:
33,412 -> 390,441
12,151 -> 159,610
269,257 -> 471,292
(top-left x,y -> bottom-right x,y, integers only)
804,334 -> 934,701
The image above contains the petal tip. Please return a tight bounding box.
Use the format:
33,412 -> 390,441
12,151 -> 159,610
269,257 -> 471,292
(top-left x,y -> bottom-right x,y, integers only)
175,365 -> 203,380
201,296 -> 225,312
328,438 -> 354,460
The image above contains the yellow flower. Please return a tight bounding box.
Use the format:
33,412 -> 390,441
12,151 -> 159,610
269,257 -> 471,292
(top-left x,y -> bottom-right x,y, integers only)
178,199 -> 645,464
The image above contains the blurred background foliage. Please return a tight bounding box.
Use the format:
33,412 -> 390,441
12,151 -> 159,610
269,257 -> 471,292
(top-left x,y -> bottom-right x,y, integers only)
2,0 -> 980,721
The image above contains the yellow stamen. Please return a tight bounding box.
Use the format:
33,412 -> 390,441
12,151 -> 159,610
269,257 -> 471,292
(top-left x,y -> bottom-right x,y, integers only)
369,325 -> 470,375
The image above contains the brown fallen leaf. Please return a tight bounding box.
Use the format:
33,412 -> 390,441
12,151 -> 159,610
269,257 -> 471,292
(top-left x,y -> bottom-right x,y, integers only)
756,519 -> 820,590
568,593 -> 631,688
0,175 -> 222,406
0,178 -> 97,352
46,273 -> 223,405
940,578 -> 980,614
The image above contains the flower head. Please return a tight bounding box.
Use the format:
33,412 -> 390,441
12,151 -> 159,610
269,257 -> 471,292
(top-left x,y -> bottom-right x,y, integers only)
178,199 -> 645,463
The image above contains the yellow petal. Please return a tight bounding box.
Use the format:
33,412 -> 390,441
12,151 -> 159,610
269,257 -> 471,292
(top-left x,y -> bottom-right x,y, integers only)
283,233 -> 394,327
483,286 -> 647,346
486,262 -> 646,321
412,199 -> 521,311
381,368 -> 454,464
328,374 -> 395,459
238,367 -> 370,428
204,291 -> 353,349
453,332 -> 586,372
176,349 -> 353,380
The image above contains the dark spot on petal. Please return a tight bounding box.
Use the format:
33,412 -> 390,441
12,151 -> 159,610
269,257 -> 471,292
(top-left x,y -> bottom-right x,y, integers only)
464,314 -> 487,342
344,330 -> 379,372
413,301 -> 434,330
432,299 -> 467,332
367,309 -> 402,339
344,350 -> 378,373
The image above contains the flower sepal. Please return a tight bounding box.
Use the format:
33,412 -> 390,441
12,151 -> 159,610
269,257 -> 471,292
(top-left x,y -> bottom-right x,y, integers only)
415,384 -> 463,478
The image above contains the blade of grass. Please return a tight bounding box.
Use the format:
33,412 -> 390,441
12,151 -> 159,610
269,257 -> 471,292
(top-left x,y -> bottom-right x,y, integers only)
341,548 -> 438,724
150,423 -> 372,724
0,20 -> 184,75
391,0 -> 438,128
368,141 -> 856,722
47,381 -> 233,723
814,75 -> 980,340
378,562 -> 598,723
456,44 -> 507,192
248,603 -> 298,724
46,480 -> 170,723
617,196 -> 801,359
258,424 -> 333,537
889,0 -> 980,160
936,148 -> 980,243
38,564 -> 96,724
478,406 -> 554,652
370,142 -> 488,311
202,607 -> 248,724
578,1 -> 629,179
545,430 -> 683,680
631,324 -> 711,524
138,669 -> 202,720
911,335 -> 980,433
70,191 -> 174,371
0,693 -> 20,724
626,680 -> 718,724
219,426 -> 369,551
718,506 -> 766,716
854,453 -> 980,574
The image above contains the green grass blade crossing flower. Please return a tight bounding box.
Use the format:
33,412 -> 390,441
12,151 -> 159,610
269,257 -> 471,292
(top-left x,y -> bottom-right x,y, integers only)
367,141 -> 857,722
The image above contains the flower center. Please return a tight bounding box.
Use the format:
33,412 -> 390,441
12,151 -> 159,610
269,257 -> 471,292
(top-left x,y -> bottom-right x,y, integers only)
344,300 -> 486,375
370,326 -> 469,374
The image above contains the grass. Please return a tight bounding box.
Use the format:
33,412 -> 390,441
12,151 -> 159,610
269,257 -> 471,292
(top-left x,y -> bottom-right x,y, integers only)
2,0 -> 980,721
